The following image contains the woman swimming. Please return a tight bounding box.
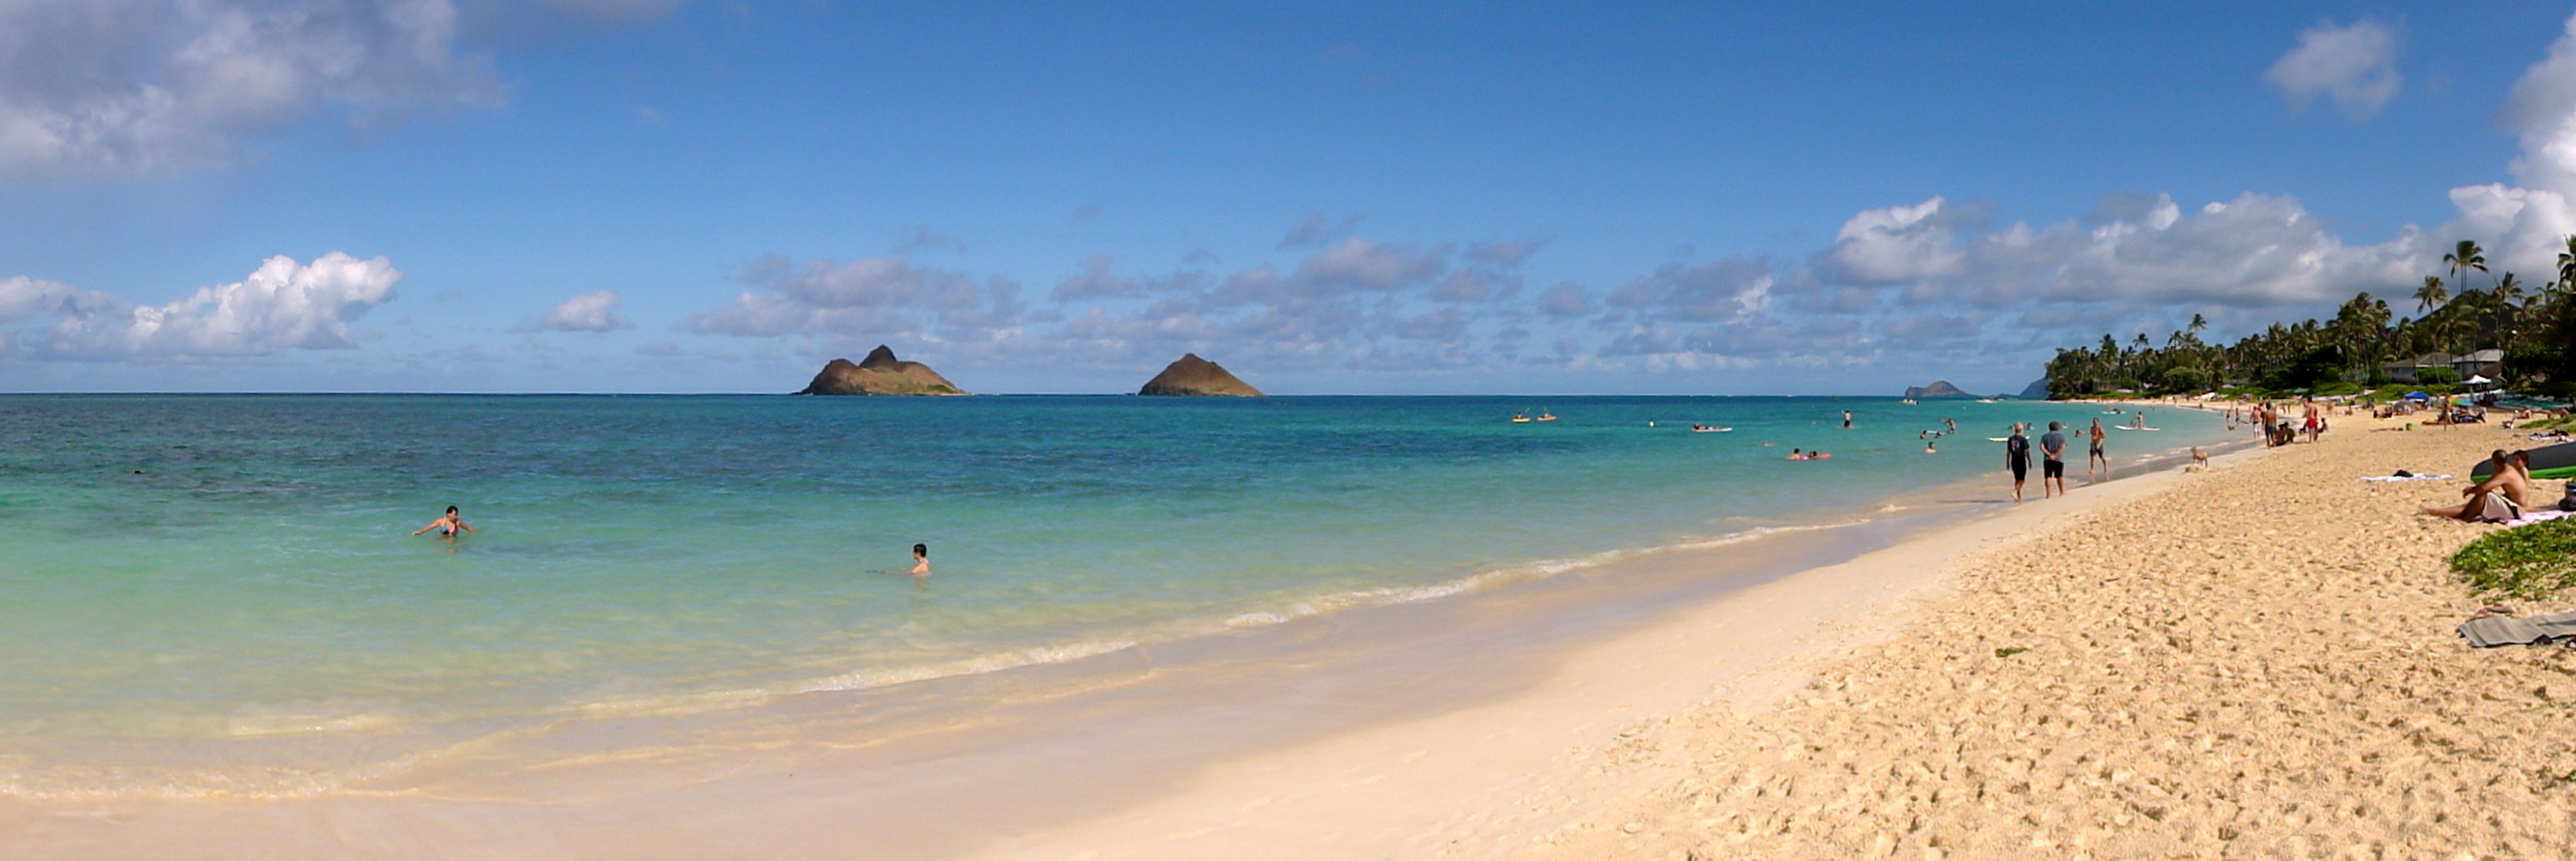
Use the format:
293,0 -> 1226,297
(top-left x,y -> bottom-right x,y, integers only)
413,506 -> 475,538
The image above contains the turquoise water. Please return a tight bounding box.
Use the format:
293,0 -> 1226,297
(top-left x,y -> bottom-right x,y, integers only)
0,394 -> 2227,794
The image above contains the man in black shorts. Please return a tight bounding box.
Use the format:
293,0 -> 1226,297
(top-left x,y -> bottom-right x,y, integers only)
2004,424 -> 2031,502
2040,420 -> 2069,498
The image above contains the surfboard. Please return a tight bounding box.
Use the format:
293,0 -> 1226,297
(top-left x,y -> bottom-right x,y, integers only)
2470,440 -> 2576,481
2113,426 -> 2161,431
1691,426 -> 1733,433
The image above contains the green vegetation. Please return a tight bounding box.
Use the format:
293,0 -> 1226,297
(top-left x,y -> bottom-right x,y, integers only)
2452,517 -> 2576,599
2043,236 -> 2576,398
1993,646 -> 2031,658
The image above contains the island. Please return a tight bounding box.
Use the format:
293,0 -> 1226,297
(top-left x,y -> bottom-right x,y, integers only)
1138,354 -> 1264,397
1901,380 -> 1977,399
798,345 -> 966,395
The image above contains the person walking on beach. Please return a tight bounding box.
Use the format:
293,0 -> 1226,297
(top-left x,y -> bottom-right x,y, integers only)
2087,419 -> 2108,478
2040,421 -> 2069,498
413,506 -> 475,539
2004,425 -> 2031,503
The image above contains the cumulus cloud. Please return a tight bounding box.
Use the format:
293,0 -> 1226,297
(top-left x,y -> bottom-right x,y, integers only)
2,252 -> 401,360
0,0 -> 505,176
0,0 -> 690,178
532,290 -> 632,332
2264,18 -> 2404,121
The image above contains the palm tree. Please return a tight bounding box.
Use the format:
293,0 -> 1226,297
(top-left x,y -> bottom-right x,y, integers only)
2416,276 -> 2447,314
2188,313 -> 2208,335
2557,235 -> 2576,291
2445,240 -> 2489,293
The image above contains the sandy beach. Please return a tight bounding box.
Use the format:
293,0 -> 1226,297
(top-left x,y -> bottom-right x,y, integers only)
969,411 -> 2576,860
1502,414 -> 2576,860
9,411 -> 2568,860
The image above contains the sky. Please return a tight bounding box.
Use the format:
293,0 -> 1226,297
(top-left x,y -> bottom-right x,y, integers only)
6,1 -> 2576,395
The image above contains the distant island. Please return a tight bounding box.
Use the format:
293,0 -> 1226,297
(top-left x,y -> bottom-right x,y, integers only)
2018,377 -> 2051,399
1139,354 -> 1263,397
1901,380 -> 1977,399
799,345 -> 965,395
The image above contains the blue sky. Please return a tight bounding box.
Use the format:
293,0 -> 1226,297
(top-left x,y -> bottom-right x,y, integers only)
6,1 -> 2576,394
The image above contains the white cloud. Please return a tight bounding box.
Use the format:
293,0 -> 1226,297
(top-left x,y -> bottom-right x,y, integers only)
0,0 -> 507,176
0,0 -> 692,178
4,252 -> 401,360
534,290 -> 632,332
2264,18 -> 2404,121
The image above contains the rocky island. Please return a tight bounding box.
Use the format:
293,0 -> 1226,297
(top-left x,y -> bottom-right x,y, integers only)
1138,354 -> 1263,397
1901,380 -> 1977,399
799,345 -> 965,395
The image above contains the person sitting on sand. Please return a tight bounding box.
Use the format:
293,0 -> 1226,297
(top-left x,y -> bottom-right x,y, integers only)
908,543 -> 930,575
414,506 -> 475,538
2421,451 -> 2533,523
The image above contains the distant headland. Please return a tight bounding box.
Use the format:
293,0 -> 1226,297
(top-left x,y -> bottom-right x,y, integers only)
1139,354 -> 1263,397
799,346 -> 965,395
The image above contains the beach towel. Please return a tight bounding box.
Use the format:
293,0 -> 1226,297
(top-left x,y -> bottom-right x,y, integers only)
2460,609 -> 2576,647
2502,509 -> 2574,528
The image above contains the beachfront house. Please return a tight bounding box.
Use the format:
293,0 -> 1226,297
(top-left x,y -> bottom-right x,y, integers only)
2380,352 -> 2455,384
2451,349 -> 2505,380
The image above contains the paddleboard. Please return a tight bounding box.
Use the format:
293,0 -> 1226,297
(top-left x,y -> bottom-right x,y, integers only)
2114,426 -> 2161,431
1691,426 -> 1733,433
2470,440 -> 2576,482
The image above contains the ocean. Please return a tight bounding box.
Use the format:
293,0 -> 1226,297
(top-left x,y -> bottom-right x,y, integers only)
0,393 -> 2231,799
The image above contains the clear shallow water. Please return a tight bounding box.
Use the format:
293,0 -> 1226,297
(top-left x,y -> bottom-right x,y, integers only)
0,394 -> 2227,794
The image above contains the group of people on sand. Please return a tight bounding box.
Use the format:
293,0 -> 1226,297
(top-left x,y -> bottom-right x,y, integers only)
413,506 -> 934,576
2421,449 -> 2549,523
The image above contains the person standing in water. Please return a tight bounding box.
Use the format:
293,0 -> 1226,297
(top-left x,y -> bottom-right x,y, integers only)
413,506 -> 475,538
1841,409 -> 1853,429
908,543 -> 930,575
2087,418 -> 2109,478
2004,425 -> 2031,503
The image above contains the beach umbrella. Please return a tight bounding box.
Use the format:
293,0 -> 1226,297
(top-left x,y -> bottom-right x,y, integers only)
2405,391 -> 2429,399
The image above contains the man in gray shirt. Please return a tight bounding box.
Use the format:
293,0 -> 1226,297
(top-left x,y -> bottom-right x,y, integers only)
2040,421 -> 2069,498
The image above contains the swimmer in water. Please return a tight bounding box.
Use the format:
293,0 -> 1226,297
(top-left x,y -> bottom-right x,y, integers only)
413,506 -> 475,538
908,543 -> 930,575
1925,439 -> 1937,453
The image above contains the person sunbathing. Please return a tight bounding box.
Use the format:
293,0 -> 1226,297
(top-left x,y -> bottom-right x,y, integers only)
2421,450 -> 2532,523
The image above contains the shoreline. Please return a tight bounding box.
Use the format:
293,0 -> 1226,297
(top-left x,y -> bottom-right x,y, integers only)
960,425 -> 2256,860
0,415 -> 2239,858
1516,411 -> 2576,858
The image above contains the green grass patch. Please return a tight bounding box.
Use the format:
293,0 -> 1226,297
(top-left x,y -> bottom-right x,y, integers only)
2453,517 -> 2576,599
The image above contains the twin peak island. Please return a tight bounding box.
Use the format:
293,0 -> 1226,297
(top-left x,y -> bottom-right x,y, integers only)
799,346 -> 1265,397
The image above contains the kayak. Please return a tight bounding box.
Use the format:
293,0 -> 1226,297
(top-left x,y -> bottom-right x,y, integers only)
2470,440 -> 2576,481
